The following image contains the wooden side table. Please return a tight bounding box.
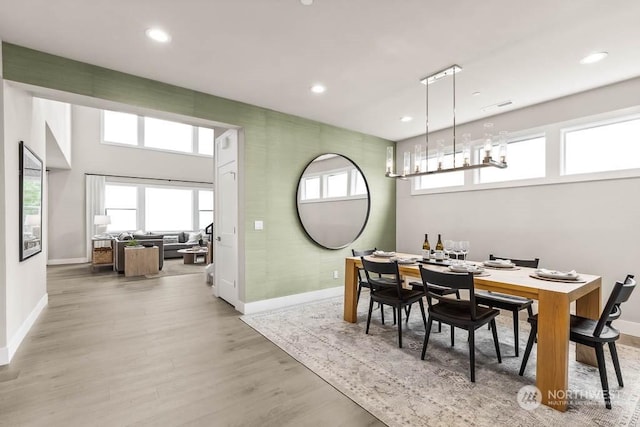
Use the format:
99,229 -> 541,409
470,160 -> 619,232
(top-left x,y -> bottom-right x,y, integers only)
91,237 -> 114,272
124,246 -> 159,277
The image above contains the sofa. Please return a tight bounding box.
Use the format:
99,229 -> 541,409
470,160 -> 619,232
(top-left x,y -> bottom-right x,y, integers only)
114,236 -> 164,273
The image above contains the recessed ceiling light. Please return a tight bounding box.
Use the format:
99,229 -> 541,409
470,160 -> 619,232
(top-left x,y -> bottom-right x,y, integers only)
472,91 -> 481,96
145,28 -> 171,43
310,84 -> 326,94
580,51 -> 608,65
300,0 -> 313,5
400,116 -> 413,122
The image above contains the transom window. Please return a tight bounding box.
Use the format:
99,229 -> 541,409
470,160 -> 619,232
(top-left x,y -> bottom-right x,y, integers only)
300,168 -> 366,202
563,117 -> 640,175
102,110 -> 214,157
478,136 -> 546,184
416,154 -> 464,190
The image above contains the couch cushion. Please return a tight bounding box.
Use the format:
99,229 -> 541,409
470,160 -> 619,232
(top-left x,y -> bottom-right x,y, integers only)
178,232 -> 187,243
186,231 -> 202,244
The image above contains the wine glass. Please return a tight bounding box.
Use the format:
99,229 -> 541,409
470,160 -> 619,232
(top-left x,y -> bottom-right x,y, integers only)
460,241 -> 470,262
444,240 -> 454,260
452,241 -> 462,263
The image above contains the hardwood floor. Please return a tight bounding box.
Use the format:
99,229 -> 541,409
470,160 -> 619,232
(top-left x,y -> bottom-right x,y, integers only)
0,261 -> 383,426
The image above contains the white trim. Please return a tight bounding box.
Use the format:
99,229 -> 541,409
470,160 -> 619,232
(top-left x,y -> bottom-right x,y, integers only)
616,319 -> 640,338
240,286 -> 343,315
0,294 -> 48,365
47,257 -> 89,265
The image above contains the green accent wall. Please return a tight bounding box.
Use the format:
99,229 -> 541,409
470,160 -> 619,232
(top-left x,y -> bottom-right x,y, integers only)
2,42 -> 396,302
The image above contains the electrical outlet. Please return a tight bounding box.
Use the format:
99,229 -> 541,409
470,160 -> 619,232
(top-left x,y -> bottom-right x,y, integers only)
333,270 -> 339,279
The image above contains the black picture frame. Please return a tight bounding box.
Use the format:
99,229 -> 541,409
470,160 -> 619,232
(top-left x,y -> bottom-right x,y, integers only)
19,141 -> 43,261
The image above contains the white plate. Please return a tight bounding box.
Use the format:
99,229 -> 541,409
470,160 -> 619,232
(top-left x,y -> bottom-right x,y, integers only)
449,264 -> 484,274
373,251 -> 395,258
534,269 -> 579,280
483,260 -> 516,268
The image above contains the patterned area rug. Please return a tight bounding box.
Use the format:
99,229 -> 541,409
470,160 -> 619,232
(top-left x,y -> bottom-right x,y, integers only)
241,295 -> 640,426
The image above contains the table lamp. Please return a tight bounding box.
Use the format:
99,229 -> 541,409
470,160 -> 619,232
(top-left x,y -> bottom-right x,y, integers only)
94,215 -> 111,237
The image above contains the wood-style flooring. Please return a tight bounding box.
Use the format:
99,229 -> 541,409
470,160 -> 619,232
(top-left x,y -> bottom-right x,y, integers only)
0,261 -> 382,426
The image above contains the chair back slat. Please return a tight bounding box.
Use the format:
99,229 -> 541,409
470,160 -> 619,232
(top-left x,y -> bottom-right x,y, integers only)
490,254 -> 539,268
419,267 -> 477,319
352,248 -> 377,282
594,275 -> 636,337
360,257 -> 403,298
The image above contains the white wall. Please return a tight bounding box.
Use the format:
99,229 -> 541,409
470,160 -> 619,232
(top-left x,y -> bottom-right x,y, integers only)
35,97 -> 71,170
396,77 -> 640,335
0,45 -> 7,354
47,104 -> 214,262
1,82 -> 48,364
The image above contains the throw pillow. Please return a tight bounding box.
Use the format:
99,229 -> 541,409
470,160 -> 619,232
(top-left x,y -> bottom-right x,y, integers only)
186,231 -> 202,244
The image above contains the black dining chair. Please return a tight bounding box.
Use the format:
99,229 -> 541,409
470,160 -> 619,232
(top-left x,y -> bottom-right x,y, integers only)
360,257 -> 426,348
474,254 -> 539,357
407,279 -> 460,334
419,267 -> 502,382
519,274 -> 636,409
352,248 -> 395,325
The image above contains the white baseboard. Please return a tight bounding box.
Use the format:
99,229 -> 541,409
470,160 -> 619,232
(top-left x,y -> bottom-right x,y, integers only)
616,319 -> 640,338
240,286 -> 343,315
47,257 -> 88,265
0,293 -> 48,366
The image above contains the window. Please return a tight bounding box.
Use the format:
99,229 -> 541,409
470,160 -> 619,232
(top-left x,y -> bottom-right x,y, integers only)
563,118 -> 640,175
103,110 -> 138,145
416,154 -> 464,190
478,136 -> 546,183
198,190 -> 214,229
102,110 -> 215,157
198,127 -> 214,156
352,169 -> 367,195
105,185 -> 138,231
301,176 -> 321,201
145,188 -> 193,231
325,171 -> 348,198
144,117 -> 193,153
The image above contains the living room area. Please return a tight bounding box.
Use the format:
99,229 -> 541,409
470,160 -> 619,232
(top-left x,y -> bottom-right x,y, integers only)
47,98 -> 223,279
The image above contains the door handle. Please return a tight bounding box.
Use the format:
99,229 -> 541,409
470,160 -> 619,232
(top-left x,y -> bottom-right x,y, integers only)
216,236 -> 221,241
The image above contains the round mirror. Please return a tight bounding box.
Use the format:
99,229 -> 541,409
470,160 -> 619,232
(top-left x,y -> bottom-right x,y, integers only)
296,154 -> 370,249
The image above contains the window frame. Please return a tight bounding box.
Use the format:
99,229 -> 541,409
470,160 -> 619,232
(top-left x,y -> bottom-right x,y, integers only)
100,110 -> 215,158
298,166 -> 368,204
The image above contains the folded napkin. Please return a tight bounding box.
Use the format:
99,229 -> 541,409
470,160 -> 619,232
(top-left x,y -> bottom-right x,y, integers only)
495,259 -> 512,264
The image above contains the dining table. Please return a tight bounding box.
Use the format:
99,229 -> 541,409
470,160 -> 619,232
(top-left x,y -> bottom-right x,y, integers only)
343,253 -> 602,412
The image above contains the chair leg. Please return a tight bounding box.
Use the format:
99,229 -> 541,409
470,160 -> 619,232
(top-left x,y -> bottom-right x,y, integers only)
418,299 -> 427,329
513,310 -> 520,357
469,328 -> 476,382
595,344 -> 612,409
397,306 -> 403,348
404,305 -> 411,322
451,325 -> 455,347
366,298 -> 374,334
357,284 -> 362,304
519,325 -> 537,376
609,342 -> 624,387
421,317 -> 433,360
455,290 -> 460,299
380,303 -> 385,325
438,321 -> 442,333
491,319 -> 502,363
527,305 -> 533,318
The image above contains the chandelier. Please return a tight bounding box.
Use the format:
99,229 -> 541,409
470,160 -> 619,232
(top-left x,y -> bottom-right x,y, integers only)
386,65 -> 507,178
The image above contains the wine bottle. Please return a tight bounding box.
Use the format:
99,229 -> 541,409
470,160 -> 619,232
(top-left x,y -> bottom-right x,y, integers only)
422,234 -> 430,259
435,234 -> 444,251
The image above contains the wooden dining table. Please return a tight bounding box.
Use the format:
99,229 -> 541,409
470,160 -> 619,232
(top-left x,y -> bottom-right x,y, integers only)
343,253 -> 602,412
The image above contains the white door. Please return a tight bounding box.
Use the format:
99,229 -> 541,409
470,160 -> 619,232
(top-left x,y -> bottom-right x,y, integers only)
214,129 -> 238,306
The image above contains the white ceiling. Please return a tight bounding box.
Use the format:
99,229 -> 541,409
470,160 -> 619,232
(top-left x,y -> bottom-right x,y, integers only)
1,0 -> 639,141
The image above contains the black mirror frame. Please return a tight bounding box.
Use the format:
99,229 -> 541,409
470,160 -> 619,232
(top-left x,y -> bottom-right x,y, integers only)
295,153 -> 371,250
19,141 -> 43,261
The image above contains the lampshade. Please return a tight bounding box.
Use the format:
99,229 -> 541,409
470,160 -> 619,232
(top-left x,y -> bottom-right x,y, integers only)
94,215 -> 111,226
25,214 -> 41,226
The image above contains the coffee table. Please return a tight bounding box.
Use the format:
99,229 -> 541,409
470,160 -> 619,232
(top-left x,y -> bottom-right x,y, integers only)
177,247 -> 208,264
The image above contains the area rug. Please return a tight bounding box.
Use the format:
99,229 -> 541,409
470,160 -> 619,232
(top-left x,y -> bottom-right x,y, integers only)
241,295 -> 640,426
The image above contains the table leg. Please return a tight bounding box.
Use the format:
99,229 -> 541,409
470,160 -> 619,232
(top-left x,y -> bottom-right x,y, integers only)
344,259 -> 358,323
183,253 -> 195,264
537,290 -> 570,411
576,281 -> 601,366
